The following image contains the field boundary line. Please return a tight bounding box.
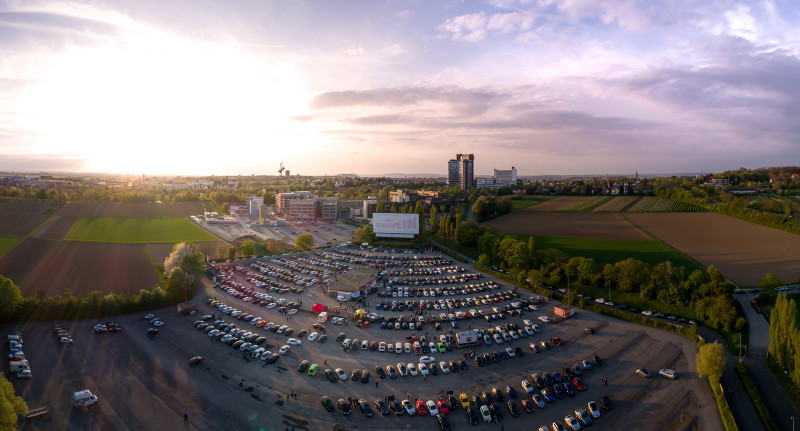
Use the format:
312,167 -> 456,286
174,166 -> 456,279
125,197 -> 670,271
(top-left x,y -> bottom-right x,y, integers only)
184,215 -> 234,248
618,214 -> 708,273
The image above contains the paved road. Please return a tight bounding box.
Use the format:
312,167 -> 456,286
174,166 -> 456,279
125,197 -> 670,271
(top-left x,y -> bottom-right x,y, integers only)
736,292 -> 800,431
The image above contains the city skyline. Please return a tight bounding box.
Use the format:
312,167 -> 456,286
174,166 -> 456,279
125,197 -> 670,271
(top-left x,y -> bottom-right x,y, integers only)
1,1 -> 799,176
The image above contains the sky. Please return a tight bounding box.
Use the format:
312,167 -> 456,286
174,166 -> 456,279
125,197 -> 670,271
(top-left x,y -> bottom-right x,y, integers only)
1,0 -> 799,177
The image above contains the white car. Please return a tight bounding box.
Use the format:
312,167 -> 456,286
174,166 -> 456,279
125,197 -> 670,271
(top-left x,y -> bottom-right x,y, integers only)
480,405 -> 491,422
420,356 -> 436,364
532,324 -> 541,333
288,338 -> 301,346
595,298 -> 605,304
439,361 -> 450,374
419,363 -> 429,375
506,347 -> 515,357
307,332 -> 318,342
231,310 -> 241,317
144,313 -> 155,320
288,309 -> 298,315
279,345 -> 290,355
407,363 -> 418,376
249,317 -> 261,326
361,340 -> 369,350
565,415 -> 581,430
335,368 -> 347,380
642,310 -> 653,317
379,342 -> 386,352
538,315 -> 551,323
266,303 -> 277,309
426,400 -> 439,415
525,326 -> 534,336
521,379 -> 534,393
523,319 -> 533,326
587,401 -> 601,419
659,369 -> 677,379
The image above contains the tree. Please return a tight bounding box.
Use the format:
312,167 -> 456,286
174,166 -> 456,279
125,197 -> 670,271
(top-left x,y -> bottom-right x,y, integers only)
0,276 -> 22,321
696,341 -> 726,383
295,233 -> 315,250
0,374 -> 27,431
240,239 -> 256,258
353,225 -> 376,244
376,200 -> 386,213
527,236 -> 535,258
414,201 -> 425,217
478,254 -> 490,265
760,273 -> 782,293
221,202 -> 231,214
227,246 -> 237,260
429,205 -> 438,233
166,267 -> 192,302
390,204 -> 397,213
164,242 -> 204,276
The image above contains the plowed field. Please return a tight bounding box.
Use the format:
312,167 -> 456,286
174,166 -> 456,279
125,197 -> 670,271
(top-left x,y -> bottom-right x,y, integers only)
484,211 -> 648,240
0,200 -> 52,236
0,238 -> 159,296
628,213 -> 800,286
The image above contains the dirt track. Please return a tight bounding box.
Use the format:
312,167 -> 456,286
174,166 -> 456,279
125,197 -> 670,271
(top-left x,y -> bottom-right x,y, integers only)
628,213 -> 800,286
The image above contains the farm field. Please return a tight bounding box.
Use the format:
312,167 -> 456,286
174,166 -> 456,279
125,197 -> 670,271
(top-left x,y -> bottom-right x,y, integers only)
0,199 -> 53,236
510,198 -> 541,210
522,196 -> 584,211
558,196 -> 703,213
533,235 -> 703,269
64,216 -> 218,243
58,201 -> 203,217
0,238 -> 159,296
0,236 -> 21,258
30,215 -> 75,240
484,211 -> 648,240
628,212 -> 800,286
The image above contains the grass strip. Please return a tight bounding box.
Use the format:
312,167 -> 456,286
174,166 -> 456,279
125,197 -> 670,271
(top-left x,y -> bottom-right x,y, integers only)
737,362 -> 780,431
767,357 -> 800,412
711,381 -> 741,431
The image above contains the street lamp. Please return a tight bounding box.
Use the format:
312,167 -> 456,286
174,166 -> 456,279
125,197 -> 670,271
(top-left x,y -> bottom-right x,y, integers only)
791,416 -> 795,431
738,333 -> 742,362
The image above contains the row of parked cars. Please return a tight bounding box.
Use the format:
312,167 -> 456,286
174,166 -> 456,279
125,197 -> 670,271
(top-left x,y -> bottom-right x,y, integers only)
191,316 -> 286,362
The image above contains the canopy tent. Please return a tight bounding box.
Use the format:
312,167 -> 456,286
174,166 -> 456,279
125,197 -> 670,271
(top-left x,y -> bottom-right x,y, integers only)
311,303 -> 327,313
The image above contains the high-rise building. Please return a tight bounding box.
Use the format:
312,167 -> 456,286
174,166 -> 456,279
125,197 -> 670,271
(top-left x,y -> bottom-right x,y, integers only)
493,167 -> 517,185
447,153 -> 474,190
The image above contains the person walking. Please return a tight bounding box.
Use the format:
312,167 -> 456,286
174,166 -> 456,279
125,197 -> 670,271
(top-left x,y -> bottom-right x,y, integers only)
184,413 -> 188,424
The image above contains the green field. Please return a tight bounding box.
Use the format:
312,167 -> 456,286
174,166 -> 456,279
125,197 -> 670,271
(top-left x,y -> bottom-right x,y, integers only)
65,217 -> 218,243
0,199 -> 16,209
530,235 -> 704,270
511,199 -> 542,210
0,236 -> 21,257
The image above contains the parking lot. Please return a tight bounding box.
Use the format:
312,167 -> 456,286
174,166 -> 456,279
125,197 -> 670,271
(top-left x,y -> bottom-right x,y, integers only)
7,246 -> 722,431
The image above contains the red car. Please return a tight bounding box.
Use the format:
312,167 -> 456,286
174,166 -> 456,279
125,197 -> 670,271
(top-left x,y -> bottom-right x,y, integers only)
416,400 -> 427,416
520,399 -> 535,413
550,336 -> 564,346
437,399 -> 449,415
573,377 -> 586,391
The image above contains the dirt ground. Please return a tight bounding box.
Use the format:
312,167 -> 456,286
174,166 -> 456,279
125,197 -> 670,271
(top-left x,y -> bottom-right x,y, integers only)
523,196 -> 585,212
57,202 -> 204,217
628,213 -> 800,286
485,212 -> 648,240
0,238 -> 159,296
0,200 -> 53,236
31,216 -> 76,240
6,250 -> 721,431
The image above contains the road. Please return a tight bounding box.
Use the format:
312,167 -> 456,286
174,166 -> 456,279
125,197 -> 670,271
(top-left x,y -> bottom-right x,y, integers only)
736,292 -> 800,431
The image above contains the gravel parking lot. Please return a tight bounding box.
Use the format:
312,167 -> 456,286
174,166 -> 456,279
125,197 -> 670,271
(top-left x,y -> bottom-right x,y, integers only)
6,247 -> 722,431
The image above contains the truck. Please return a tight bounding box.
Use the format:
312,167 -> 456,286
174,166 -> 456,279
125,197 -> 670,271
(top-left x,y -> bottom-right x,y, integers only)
9,360 -> 29,372
73,390 -> 98,408
456,330 -> 480,348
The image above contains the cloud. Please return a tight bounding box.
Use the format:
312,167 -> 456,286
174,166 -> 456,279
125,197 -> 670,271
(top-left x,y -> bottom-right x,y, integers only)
310,86 -> 499,115
290,115 -> 312,122
0,153 -> 88,172
436,12 -> 488,41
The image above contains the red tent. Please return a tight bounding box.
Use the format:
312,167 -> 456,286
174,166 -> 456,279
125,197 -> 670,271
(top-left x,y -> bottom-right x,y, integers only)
312,303 -> 327,313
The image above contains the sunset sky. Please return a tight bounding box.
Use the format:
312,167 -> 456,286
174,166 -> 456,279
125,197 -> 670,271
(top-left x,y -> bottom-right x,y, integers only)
1,1 -> 798,176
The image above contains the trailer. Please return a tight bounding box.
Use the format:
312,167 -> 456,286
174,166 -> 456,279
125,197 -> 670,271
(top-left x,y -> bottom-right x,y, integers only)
25,407 -> 49,419
9,360 -> 30,372
455,330 -> 480,348
554,304 -> 575,319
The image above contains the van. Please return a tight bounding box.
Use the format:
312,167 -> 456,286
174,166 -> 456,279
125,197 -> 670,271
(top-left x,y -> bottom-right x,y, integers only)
395,342 -> 402,354
73,390 -> 98,408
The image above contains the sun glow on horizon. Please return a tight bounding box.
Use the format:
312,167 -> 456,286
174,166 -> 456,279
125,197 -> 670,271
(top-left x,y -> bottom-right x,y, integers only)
16,23 -> 314,175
